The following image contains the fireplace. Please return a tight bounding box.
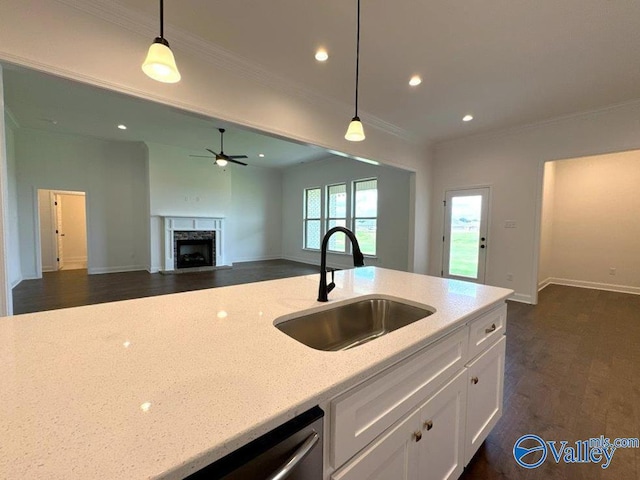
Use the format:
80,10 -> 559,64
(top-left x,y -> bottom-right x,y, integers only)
162,217 -> 226,272
173,230 -> 216,270
176,239 -> 213,269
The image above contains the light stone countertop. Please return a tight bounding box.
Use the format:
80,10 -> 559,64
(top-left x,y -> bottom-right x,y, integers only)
0,267 -> 512,479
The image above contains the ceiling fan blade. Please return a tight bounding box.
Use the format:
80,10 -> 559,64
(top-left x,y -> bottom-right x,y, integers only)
206,148 -> 220,156
228,155 -> 248,159
190,155 -> 214,158
228,158 -> 248,166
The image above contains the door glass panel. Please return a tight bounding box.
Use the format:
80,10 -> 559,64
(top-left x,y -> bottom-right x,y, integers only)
448,195 -> 482,278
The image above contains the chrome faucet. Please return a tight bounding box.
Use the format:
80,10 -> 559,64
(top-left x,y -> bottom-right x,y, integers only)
318,226 -> 365,302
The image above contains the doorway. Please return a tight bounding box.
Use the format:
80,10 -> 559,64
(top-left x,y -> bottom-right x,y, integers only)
38,189 -> 87,272
443,187 -> 490,283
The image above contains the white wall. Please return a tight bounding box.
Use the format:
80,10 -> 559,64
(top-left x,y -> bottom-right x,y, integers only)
148,142 -> 230,271
16,129 -> 149,277
537,162 -> 555,287
4,112 -> 20,287
541,151 -> 640,294
0,0 -> 432,274
431,101 -> 640,303
230,167 -> 282,263
148,142 -> 282,270
282,156 -> 412,271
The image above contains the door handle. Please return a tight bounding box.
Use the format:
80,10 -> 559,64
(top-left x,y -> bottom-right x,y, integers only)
265,431 -> 319,480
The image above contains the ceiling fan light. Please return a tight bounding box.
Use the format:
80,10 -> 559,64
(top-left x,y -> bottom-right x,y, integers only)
345,117 -> 365,142
215,157 -> 228,167
142,38 -> 181,83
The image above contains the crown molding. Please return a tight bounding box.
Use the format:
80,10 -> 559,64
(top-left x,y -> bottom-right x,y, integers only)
435,97 -> 640,150
55,0 -> 416,142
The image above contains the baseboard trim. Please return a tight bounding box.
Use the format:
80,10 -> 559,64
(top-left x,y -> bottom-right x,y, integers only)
538,277 -> 553,291
88,265 -> 148,275
544,278 -> 640,296
231,254 -> 282,263
281,254 -> 348,270
508,292 -> 534,304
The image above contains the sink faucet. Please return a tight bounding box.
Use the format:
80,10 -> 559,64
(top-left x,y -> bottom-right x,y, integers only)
318,226 -> 365,302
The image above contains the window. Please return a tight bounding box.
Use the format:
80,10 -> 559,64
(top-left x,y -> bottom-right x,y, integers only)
304,188 -> 322,249
326,183 -> 347,252
303,178 -> 377,256
353,179 -> 377,256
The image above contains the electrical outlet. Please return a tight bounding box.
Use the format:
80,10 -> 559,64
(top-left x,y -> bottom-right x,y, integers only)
609,267 -> 616,276
507,273 -> 513,281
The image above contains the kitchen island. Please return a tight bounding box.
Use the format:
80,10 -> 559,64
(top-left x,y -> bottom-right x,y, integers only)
0,267 -> 512,479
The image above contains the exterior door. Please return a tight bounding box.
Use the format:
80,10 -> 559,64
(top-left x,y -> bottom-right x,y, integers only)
443,188 -> 489,283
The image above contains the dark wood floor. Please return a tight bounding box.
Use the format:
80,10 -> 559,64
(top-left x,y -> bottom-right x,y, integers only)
462,285 -> 640,479
12,259 -> 318,314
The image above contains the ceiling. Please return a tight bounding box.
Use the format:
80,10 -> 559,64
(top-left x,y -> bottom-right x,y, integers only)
5,1 -> 640,156
2,65 -> 330,168
119,0 -> 640,144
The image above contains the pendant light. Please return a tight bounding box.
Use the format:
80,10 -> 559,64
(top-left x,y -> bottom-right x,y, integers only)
345,0 -> 365,142
142,0 -> 181,83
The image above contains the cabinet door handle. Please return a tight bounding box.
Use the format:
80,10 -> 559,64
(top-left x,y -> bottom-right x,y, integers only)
414,431 -> 422,442
471,376 -> 479,385
424,420 -> 433,431
485,323 -> 496,334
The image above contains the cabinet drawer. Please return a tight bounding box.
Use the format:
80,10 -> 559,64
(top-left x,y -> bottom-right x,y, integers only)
330,327 -> 469,468
467,303 -> 506,361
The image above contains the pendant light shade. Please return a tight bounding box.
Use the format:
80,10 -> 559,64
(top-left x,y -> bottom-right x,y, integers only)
215,158 -> 228,167
142,38 -> 181,83
345,116 -> 365,142
142,1 -> 181,83
345,0 -> 365,141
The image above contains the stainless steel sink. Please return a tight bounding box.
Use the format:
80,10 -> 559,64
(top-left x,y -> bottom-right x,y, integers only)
274,296 -> 435,351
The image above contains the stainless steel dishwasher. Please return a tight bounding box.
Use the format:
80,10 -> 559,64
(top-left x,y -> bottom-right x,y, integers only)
185,406 -> 324,480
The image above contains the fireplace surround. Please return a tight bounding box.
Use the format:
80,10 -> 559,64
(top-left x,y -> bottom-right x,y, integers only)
162,217 -> 226,272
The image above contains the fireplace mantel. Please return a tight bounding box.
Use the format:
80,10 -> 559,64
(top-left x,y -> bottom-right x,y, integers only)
162,217 -> 227,272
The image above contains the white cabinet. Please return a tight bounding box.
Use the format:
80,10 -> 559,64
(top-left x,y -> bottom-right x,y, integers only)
332,410 -> 419,480
464,335 -> 506,465
333,370 -> 467,480
328,301 -> 508,480
416,370 -> 467,480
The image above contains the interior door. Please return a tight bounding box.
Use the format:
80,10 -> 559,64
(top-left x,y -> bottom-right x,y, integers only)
443,188 -> 489,283
55,194 -> 64,270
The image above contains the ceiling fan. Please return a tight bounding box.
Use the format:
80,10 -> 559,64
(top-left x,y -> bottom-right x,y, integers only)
190,128 -> 248,166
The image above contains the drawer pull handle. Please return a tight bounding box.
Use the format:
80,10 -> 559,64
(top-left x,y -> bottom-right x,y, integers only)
485,323 -> 497,334
424,420 -> 433,431
471,376 -> 479,385
414,431 -> 422,442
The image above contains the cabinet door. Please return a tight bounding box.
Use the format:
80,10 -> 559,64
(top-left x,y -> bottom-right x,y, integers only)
416,370 -> 467,480
332,410 -> 420,480
464,335 -> 506,465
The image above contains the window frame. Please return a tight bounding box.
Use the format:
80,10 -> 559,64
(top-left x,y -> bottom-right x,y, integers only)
303,186 -> 323,251
352,177 -> 378,257
325,182 -> 349,253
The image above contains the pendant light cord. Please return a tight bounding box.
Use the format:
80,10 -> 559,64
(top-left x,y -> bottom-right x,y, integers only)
159,0 -> 164,39
354,0 -> 361,117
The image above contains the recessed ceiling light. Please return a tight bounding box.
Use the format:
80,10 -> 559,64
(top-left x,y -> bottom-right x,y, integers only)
462,115 -> 474,122
117,124 -> 127,130
258,153 -> 265,158
409,75 -> 422,87
315,48 -> 329,62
